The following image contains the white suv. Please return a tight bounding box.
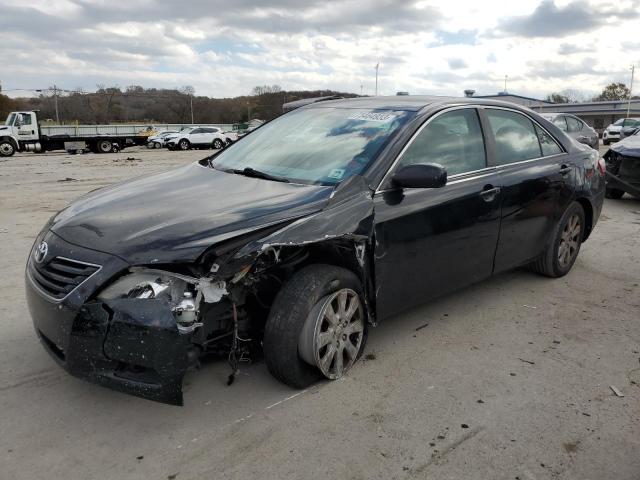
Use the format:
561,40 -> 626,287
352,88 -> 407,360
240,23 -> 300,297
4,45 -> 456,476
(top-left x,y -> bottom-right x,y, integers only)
166,127 -> 229,151
603,117 -> 640,145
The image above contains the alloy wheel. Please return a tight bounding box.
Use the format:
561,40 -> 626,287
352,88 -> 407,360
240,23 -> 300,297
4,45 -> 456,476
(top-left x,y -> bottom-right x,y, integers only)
300,288 -> 364,379
558,214 -> 581,268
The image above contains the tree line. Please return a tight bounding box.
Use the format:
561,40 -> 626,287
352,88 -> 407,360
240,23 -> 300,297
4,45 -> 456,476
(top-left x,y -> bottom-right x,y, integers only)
545,82 -> 639,103
0,85 -> 356,125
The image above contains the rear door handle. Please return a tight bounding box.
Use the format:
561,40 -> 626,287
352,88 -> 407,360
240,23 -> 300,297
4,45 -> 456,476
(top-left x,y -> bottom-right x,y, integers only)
559,164 -> 572,175
479,185 -> 501,202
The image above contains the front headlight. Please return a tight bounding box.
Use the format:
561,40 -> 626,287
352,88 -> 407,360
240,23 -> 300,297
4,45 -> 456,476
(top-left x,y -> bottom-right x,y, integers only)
97,270 -> 201,334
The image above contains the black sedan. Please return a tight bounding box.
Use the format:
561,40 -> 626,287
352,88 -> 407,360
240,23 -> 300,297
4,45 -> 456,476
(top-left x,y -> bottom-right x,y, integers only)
25,96 -> 606,404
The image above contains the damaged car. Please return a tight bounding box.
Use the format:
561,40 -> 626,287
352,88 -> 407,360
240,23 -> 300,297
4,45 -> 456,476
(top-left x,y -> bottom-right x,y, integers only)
603,127 -> 640,198
26,96 -> 605,405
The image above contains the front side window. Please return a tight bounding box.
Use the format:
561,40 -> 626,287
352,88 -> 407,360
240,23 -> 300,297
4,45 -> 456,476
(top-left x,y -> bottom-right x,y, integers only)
397,109 -> 486,176
190,128 -> 203,134
553,116 -> 568,132
486,110 -> 541,165
566,116 -> 583,132
623,119 -> 640,127
5,113 -> 16,126
213,107 -> 413,185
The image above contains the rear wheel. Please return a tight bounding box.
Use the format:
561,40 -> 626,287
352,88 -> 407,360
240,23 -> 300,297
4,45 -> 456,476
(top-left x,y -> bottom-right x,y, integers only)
529,202 -> 585,278
0,140 -> 16,157
97,139 -> 113,153
264,264 -> 367,388
213,138 -> 223,149
605,187 -> 625,199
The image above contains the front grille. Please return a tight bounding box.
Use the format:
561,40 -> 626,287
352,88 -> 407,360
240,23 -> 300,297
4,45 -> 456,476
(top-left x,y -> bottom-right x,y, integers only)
30,256 -> 100,300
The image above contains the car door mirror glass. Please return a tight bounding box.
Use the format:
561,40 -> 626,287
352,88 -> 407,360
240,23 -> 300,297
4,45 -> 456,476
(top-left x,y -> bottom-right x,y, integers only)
392,163 -> 447,189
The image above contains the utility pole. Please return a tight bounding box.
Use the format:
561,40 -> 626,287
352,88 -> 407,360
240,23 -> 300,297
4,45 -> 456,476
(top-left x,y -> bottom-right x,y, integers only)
374,63 -> 379,96
627,65 -> 635,119
360,84 -> 363,96
53,84 -> 60,124
190,94 -> 194,124
504,75 -> 508,93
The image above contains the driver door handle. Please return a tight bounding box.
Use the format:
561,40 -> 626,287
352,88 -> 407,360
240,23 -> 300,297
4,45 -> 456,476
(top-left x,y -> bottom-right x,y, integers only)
560,164 -> 572,175
479,185 -> 501,202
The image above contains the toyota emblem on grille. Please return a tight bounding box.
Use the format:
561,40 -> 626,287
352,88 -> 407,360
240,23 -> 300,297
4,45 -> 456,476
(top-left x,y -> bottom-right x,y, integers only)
34,241 -> 48,264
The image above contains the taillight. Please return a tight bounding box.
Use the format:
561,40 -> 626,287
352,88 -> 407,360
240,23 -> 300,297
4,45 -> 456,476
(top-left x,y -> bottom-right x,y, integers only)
596,157 -> 607,176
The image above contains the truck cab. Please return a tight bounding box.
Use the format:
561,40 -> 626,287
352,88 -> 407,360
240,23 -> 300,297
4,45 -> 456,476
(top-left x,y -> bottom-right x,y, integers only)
0,111 -> 42,156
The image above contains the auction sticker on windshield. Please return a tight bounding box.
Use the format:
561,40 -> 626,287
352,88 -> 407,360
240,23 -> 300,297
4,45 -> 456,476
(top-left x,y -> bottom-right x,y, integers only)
349,112 -> 398,122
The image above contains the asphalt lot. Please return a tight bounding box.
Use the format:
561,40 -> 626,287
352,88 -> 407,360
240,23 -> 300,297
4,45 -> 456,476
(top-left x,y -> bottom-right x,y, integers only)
1,145 -> 639,480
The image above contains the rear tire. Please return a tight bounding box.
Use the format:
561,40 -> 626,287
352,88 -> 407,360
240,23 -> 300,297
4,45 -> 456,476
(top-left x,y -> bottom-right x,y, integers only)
605,188 -> 625,199
213,139 -> 223,149
263,264 -> 367,388
529,202 -> 585,278
97,139 -> 113,153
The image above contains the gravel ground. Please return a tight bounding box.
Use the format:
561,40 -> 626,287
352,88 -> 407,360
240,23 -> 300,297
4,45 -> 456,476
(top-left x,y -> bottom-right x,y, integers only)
0,145 -> 639,480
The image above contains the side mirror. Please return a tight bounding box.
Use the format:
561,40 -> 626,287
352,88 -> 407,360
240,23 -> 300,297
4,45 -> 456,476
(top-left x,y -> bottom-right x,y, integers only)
15,115 -> 24,127
392,163 -> 447,189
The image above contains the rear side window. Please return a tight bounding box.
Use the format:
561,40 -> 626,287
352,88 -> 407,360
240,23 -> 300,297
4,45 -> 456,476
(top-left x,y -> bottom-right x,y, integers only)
486,110 -> 541,165
535,125 -> 562,156
553,116 -> 568,132
566,116 -> 583,132
398,109 -> 486,176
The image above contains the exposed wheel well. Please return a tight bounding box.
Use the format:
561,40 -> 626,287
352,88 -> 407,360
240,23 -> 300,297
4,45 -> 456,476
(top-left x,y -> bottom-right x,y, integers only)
575,197 -> 593,241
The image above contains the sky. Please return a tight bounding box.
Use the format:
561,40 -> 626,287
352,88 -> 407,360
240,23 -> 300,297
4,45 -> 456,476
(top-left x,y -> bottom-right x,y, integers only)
1,0 -> 639,100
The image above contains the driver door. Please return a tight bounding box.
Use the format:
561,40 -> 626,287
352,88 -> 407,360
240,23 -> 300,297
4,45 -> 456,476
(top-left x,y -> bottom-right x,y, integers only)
373,107 -> 502,320
16,113 -> 38,141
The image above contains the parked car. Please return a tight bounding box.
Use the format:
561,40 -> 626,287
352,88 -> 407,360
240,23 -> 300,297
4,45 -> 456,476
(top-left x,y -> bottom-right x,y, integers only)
25,96 -> 605,405
619,125 -> 640,140
603,117 -> 640,145
603,127 -> 640,199
146,131 -> 179,149
539,113 -> 599,150
165,127 -> 229,150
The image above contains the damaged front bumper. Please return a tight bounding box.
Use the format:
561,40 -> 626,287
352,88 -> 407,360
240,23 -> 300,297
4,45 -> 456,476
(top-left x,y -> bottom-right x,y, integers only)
26,232 -> 194,405
604,150 -> 640,197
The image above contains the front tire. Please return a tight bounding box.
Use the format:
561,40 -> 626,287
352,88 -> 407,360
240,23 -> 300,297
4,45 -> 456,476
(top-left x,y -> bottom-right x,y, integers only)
263,264 -> 367,388
529,202 -> 585,278
179,139 -> 190,150
0,140 -> 16,157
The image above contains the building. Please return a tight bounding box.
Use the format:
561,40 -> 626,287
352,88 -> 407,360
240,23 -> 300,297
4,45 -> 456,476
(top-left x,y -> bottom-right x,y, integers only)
466,91 -> 640,134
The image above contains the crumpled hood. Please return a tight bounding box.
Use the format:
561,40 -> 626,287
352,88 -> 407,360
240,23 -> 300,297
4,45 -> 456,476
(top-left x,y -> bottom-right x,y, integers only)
610,134 -> 640,157
51,162 -> 334,264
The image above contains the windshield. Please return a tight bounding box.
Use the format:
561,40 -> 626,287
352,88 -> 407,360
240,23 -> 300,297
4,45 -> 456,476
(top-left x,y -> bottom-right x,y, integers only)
212,107 -> 413,185
5,113 -> 16,126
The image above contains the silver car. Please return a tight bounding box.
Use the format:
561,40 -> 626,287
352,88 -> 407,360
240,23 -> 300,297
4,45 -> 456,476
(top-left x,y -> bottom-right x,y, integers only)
540,113 -> 599,150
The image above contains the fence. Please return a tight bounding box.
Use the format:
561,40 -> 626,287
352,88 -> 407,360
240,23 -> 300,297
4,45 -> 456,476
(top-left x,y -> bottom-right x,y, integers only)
40,124 -> 236,137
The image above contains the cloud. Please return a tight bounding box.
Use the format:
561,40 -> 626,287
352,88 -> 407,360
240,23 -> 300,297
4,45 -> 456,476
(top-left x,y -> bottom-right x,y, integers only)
447,58 -> 468,69
558,42 -> 594,55
497,1 -> 602,37
1,0 -> 639,100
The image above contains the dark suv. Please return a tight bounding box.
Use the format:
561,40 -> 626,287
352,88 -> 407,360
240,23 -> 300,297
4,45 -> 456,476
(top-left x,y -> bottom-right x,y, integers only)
25,97 -> 606,404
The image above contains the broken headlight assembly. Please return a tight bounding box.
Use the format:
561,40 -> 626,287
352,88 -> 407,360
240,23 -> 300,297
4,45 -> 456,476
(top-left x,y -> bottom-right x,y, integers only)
96,270 -> 206,334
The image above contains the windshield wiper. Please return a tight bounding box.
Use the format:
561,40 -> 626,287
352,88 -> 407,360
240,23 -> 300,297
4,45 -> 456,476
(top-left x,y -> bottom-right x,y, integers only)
228,167 -> 290,183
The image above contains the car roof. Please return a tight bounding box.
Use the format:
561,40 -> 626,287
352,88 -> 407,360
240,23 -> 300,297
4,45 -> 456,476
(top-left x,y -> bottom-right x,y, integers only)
302,95 -> 538,113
